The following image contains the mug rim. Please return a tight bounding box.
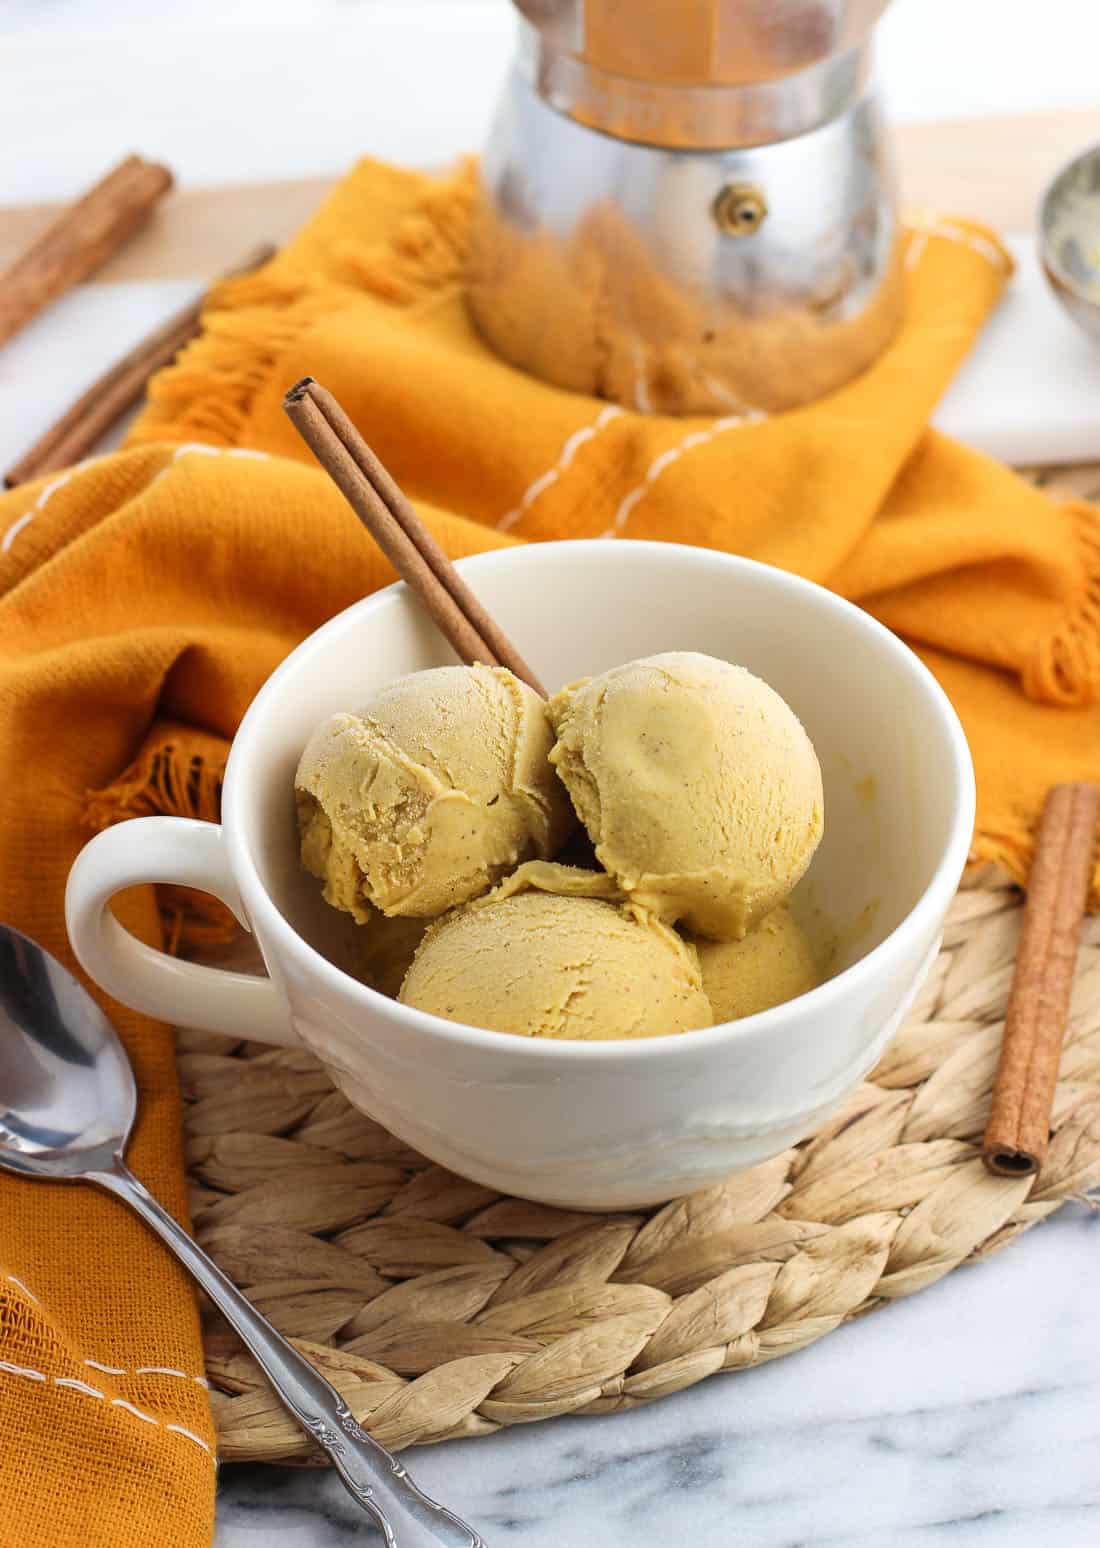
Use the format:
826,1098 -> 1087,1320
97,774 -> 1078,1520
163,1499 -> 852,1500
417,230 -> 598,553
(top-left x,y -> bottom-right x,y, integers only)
223,539 -> 976,1063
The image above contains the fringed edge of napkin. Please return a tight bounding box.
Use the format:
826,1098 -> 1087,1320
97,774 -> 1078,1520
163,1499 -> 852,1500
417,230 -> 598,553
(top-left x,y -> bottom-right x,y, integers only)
84,721 -> 236,952
83,721 -> 224,829
128,164 -> 476,456
1022,501 -> 1100,709
129,270 -> 335,452
334,159 -> 476,305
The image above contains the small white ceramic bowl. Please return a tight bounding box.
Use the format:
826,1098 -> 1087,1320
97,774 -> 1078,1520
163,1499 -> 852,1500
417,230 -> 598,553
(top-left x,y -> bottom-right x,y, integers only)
66,540 -> 974,1209
1039,141 -> 1100,343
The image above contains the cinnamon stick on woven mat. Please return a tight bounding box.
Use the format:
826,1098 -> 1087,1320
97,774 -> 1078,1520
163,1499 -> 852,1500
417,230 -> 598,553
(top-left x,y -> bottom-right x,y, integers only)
283,376 -> 546,696
983,781 -> 1100,1177
6,242 -> 277,487
0,154 -> 173,350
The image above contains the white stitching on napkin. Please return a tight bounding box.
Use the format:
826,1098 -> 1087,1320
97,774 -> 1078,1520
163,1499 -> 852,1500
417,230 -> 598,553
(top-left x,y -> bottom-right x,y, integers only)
905,215 -> 1010,273
905,228 -> 930,272
55,1377 -> 105,1398
602,411 -> 764,538
166,1423 -> 212,1452
83,1358 -> 208,1386
1,471 -> 73,554
498,212 -> 1003,544
1,442 -> 272,553
931,222 -> 1009,270
112,1398 -> 159,1425
174,442 -> 268,462
1,1273 -> 215,1454
5,1267 -> 211,1387
0,439 -> 271,557
0,511 -> 35,553
0,1360 -> 46,1381
497,404 -> 623,531
631,343 -> 654,416
0,1365 -> 214,1456
148,440 -> 272,489
696,372 -> 747,412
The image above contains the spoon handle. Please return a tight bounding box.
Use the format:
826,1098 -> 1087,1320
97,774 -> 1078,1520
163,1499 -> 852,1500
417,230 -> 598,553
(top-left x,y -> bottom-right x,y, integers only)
92,1160 -> 486,1546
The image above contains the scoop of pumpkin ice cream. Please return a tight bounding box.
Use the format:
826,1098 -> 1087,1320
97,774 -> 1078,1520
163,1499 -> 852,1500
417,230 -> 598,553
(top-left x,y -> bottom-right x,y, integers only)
296,664 -> 574,921
398,864 -> 712,1040
549,651 -> 823,940
695,905 -> 821,1023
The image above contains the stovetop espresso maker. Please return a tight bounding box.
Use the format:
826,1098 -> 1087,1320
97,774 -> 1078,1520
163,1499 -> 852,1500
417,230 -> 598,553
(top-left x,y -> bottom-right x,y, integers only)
468,1 -> 903,416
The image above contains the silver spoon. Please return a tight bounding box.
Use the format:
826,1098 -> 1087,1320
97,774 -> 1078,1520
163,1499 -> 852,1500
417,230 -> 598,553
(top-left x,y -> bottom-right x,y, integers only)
0,923 -> 486,1547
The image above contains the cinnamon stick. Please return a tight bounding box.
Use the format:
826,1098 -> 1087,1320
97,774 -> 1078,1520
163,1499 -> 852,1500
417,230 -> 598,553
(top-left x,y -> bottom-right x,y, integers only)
283,377 -> 545,696
0,155 -> 174,350
982,781 -> 1100,1177
5,243 -> 276,487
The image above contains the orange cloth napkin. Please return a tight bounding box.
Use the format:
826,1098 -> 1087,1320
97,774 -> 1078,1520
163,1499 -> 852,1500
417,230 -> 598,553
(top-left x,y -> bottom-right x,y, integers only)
1,157 -> 1098,1548
130,161 -> 1100,883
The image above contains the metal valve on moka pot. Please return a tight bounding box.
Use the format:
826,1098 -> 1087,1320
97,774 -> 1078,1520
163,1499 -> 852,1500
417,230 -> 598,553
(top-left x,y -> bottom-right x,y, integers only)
467,1 -> 903,416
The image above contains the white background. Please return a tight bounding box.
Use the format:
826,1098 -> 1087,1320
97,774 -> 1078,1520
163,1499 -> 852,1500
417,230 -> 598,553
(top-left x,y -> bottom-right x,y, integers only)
0,0 -> 1099,201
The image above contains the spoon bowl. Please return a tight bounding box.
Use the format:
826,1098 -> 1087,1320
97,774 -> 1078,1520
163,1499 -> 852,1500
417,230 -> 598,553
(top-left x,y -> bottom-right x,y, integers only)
0,922 -> 485,1547
0,924 -> 134,1175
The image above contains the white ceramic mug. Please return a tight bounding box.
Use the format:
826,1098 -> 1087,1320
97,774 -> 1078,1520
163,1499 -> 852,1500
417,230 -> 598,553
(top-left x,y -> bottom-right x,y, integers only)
66,540 -> 974,1209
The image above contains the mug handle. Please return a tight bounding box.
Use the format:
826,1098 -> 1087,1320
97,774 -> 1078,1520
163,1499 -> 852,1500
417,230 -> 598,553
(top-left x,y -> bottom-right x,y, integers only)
65,815 -> 299,1048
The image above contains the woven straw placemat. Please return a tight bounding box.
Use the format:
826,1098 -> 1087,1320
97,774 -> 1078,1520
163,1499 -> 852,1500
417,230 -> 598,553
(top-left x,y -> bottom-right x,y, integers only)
185,866 -> 1100,1461
188,463 -> 1100,1462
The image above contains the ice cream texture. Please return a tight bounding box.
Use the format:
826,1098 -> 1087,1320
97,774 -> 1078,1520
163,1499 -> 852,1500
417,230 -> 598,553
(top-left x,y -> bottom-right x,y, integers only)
398,863 -> 712,1040
549,651 -> 823,940
696,905 -> 821,1023
296,664 -> 574,921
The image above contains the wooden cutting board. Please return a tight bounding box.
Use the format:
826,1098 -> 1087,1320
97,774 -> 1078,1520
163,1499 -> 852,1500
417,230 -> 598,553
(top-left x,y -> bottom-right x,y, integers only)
2,108 -> 1098,281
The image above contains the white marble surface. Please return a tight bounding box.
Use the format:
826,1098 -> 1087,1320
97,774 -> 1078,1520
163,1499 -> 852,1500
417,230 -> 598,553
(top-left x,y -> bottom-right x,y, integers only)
4,4 -> 1100,1544
214,1206 -> 1100,1547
